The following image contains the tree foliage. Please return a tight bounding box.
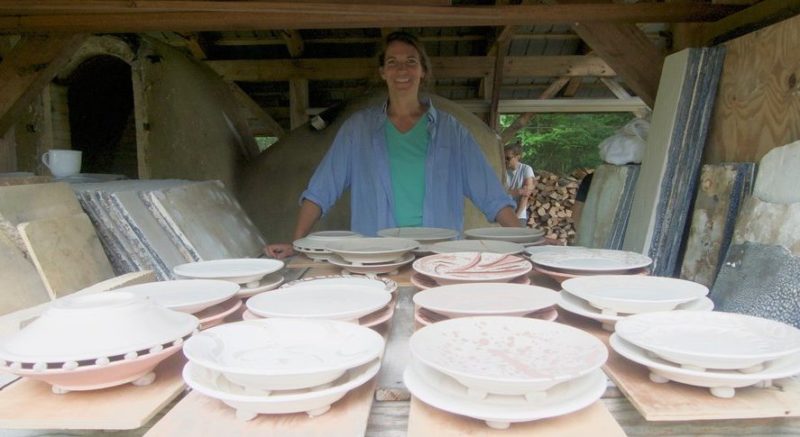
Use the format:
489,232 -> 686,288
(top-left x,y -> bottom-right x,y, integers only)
501,113 -> 634,175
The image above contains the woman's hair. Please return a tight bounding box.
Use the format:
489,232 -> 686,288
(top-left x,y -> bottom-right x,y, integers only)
504,143 -> 523,157
377,31 -> 432,88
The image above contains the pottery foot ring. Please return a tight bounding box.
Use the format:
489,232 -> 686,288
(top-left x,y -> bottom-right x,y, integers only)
132,371 -> 157,387
306,404 -> 331,417
648,372 -> 669,384
485,420 -> 511,430
710,386 -> 735,398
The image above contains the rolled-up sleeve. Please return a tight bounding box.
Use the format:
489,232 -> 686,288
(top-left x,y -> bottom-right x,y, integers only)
300,120 -> 354,216
458,128 -> 515,221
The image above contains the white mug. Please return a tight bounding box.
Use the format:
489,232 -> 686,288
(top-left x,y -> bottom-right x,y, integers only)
41,149 -> 82,178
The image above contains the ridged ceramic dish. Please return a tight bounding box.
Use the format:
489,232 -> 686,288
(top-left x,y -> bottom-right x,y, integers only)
327,253 -> 415,276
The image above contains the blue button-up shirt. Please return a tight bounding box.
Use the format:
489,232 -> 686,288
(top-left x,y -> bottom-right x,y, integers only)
300,100 -> 514,236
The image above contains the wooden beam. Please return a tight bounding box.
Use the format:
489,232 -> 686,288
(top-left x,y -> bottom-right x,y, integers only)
572,23 -> 662,108
0,33 -> 87,136
562,77 -> 582,97
0,3 -> 745,32
489,37 -> 510,131
227,82 -> 285,138
463,97 -> 647,114
177,32 -> 207,59
289,78 -> 308,130
600,77 -> 631,99
499,76 -> 569,144
696,0 -> 800,46
280,29 -> 304,58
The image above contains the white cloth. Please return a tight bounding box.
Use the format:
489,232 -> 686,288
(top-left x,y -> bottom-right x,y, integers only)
505,163 -> 535,219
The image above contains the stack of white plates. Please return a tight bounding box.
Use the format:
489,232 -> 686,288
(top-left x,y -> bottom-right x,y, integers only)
412,283 -> 560,327
612,311 -> 800,398
377,227 -> 458,252
527,246 -> 652,284
325,237 -> 418,275
557,275 -> 713,331
464,227 -> 545,246
412,252 -> 532,287
182,319 -> 384,420
173,258 -> 285,289
405,317 -> 607,429
0,292 -> 198,393
293,230 -> 363,262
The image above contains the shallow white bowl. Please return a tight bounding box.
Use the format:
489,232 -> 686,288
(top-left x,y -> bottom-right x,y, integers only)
115,279 -> 240,314
282,275 -> 398,294
464,227 -> 544,243
183,319 -> 384,391
0,292 -> 198,364
409,316 -> 607,398
413,283 -> 559,318
561,275 -> 709,315
412,252 -> 532,285
246,284 -> 391,321
306,230 -> 362,242
325,237 -> 418,264
183,359 -> 381,421
377,227 -> 458,243
173,258 -> 284,287
529,246 -> 652,273
430,239 -> 524,255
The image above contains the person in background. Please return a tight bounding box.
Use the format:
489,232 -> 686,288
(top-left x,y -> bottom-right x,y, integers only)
571,170 -> 594,230
503,144 -> 536,227
266,31 -> 518,259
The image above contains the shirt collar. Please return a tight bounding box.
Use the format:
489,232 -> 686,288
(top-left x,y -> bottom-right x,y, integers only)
376,94 -> 438,127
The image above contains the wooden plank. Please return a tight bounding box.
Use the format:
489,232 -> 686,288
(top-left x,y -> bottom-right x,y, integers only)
697,0 -> 800,46
0,353 -> 186,430
280,29 -> 304,58
572,23 -> 662,108
289,79 -> 309,130
0,33 -> 87,136
227,82 -> 285,137
0,230 -> 50,317
407,398 -> 624,436
559,312 -> 800,422
376,286 -> 415,401
459,97 -> 647,114
488,38 -> 509,131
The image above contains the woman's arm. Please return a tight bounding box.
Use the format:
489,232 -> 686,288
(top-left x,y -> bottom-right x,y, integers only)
495,206 -> 521,227
515,175 -> 536,216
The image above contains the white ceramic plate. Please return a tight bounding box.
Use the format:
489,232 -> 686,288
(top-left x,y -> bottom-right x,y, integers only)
414,307 -> 557,327
196,298 -> 243,330
281,275 -> 398,294
173,259 -> 284,287
557,290 -> 713,331
246,284 -> 391,321
464,227 -> 544,243
183,319 -> 384,391
413,252 -> 532,285
115,279 -> 240,314
377,227 -> 458,243
404,361 -> 606,430
0,293 -> 198,364
306,230 -> 362,242
237,274 -> 285,298
409,316 -> 607,398
529,247 -> 652,273
413,283 -> 559,318
561,275 -> 709,315
327,253 -> 415,276
325,237 -> 418,264
430,239 -> 524,255
610,334 -> 800,398
410,272 -> 530,290
183,358 -> 381,420
615,311 -> 800,371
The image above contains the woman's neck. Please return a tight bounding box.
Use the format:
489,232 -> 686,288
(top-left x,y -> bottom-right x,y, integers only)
387,96 -> 426,133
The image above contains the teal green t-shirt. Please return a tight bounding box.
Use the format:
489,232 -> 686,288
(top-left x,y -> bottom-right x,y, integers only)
386,117 -> 429,227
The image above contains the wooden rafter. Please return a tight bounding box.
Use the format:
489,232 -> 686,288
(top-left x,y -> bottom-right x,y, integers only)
695,0 -> 800,46
289,79 -> 309,130
499,77 -> 570,145
489,37 -> 511,131
280,29 -> 304,57
600,77 -> 631,99
562,77 -> 582,97
177,32 -> 207,59
227,82 -> 285,138
0,3 -> 745,32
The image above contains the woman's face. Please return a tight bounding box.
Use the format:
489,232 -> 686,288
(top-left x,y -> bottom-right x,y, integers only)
505,151 -> 520,170
379,41 -> 425,95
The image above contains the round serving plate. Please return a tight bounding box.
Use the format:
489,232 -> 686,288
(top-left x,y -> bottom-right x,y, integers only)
532,263 -> 649,285
325,237 -> 418,265
414,307 -> 559,327
196,298 -> 243,330
409,272 -> 530,290
413,252 -> 532,286
306,230 -> 362,242
173,259 -> 284,288
246,284 -> 391,321
282,275 -> 398,294
463,227 -> 545,244
327,253 -> 415,276
529,247 -> 652,273
115,279 -> 240,314
430,239 -> 524,255
413,283 -> 559,318
561,275 -> 709,315
236,273 -> 285,298
377,227 -> 458,243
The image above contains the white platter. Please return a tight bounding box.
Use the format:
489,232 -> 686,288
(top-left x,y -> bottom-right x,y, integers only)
561,275 -> 709,315
414,306 -> 557,327
410,272 -> 530,290
327,253 -> 415,276
413,283 -> 559,318
196,298 -> 243,330
325,237 -> 418,264
409,316 -> 607,399
430,239 -> 524,255
236,273 -> 285,298
183,319 -> 384,391
463,227 -> 544,244
404,361 -> 606,430
173,258 -> 284,288
282,274 -> 398,294
610,334 -> 800,398
557,290 -> 713,332
115,279 -> 240,314
306,230 -> 362,241
246,284 -> 391,321
615,311 -> 800,371
529,247 -> 652,273
412,252 -> 532,285
183,358 -> 381,421
0,292 -> 198,364
377,227 -> 458,243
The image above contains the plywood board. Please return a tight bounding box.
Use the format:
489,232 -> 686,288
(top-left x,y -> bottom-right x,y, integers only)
559,312 -> 800,421
407,398 -> 624,436
576,164 -> 639,250
0,231 -> 49,316
18,212 -> 115,299
0,353 -> 186,430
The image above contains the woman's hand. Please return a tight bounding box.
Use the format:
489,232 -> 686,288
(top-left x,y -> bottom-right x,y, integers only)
265,243 -> 295,259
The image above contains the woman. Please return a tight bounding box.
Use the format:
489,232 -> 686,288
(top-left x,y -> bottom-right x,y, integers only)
503,144 -> 536,227
267,32 -> 517,259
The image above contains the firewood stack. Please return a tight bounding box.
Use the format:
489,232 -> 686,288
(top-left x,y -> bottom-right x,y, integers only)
525,170 -> 580,244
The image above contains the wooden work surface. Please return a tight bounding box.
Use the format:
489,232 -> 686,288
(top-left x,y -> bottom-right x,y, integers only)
407,398 -> 625,436
0,353 -> 186,430
559,312 -> 800,422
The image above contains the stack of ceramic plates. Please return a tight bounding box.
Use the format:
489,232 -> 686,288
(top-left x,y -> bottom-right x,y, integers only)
243,282 -> 392,328
405,316 -> 607,429
377,227 -> 458,252
429,239 -> 524,255
557,275 -> 713,331
173,258 -> 285,290
117,280 -> 242,330
293,230 -> 362,262
611,311 -> 800,398
464,227 -> 545,246
182,319 -> 384,420
281,274 -> 399,295
325,237 -> 418,276
413,283 -> 560,327
527,246 -> 652,284
411,252 -> 532,288
0,292 -> 198,394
